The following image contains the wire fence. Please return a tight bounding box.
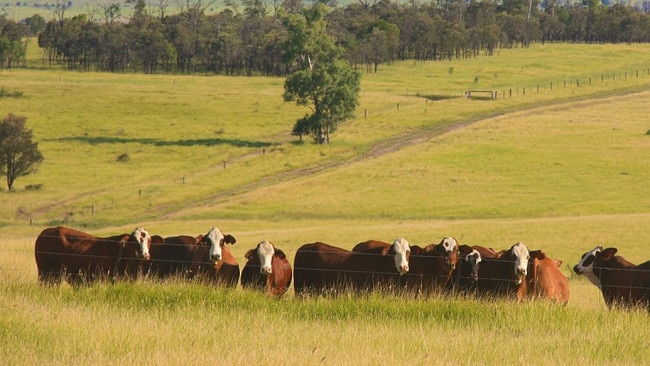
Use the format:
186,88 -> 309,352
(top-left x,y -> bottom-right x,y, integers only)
6,239 -> 649,294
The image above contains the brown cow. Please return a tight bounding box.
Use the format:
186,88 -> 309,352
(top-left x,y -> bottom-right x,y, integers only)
574,246 -> 650,310
450,245 -> 483,293
146,234 -> 202,279
293,238 -> 411,295
146,227 -> 238,287
241,240 -> 292,298
401,237 -> 460,295
474,242 -> 531,301
34,226 -> 151,286
526,250 -> 570,304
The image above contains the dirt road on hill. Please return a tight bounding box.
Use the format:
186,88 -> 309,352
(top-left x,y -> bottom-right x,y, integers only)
163,89 -> 649,218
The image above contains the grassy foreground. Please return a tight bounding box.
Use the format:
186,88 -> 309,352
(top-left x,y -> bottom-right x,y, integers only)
1,43 -> 650,364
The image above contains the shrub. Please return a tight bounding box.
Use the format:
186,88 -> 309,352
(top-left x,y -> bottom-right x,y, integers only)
116,153 -> 130,162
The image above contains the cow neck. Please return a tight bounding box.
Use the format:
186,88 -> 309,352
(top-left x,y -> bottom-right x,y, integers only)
112,239 -> 127,283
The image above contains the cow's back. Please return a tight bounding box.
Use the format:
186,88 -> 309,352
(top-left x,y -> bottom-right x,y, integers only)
529,255 -> 570,304
34,226 -> 124,285
600,258 -> 650,309
294,242 -> 352,295
241,251 -> 265,290
147,235 -> 200,279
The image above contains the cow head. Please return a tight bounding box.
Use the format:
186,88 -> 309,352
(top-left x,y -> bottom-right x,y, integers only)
573,245 -> 603,288
460,246 -> 481,283
386,238 -> 411,275
256,240 -> 275,276
130,227 -> 151,260
200,227 -> 237,262
439,237 -> 460,270
505,242 -> 530,285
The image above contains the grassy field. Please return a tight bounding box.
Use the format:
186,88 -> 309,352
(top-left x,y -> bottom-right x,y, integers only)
1,43 -> 650,364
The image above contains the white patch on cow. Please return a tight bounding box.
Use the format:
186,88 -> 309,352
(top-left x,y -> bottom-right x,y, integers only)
205,227 -> 225,262
465,249 -> 482,265
511,242 -> 530,284
391,238 -> 411,275
257,240 -> 275,275
441,237 -> 458,252
573,245 -> 603,288
132,227 -> 151,260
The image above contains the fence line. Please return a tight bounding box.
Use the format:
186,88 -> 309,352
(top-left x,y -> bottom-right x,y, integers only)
5,245 -> 649,291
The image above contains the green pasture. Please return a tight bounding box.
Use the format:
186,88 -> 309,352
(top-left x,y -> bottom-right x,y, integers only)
1,43 -> 650,364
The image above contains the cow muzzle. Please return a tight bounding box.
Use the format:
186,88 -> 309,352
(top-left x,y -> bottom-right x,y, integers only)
210,254 -> 221,262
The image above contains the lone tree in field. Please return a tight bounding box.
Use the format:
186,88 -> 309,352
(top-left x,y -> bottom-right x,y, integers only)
0,113 -> 44,191
281,4 -> 361,144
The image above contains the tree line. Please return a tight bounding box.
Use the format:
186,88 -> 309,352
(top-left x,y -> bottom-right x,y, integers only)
0,0 -> 648,75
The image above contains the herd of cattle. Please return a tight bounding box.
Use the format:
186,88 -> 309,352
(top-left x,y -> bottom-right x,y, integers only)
33,226 -> 650,310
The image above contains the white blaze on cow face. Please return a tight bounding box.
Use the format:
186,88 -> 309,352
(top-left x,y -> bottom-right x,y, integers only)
464,249 -> 482,282
573,245 -> 603,288
391,238 -> 411,275
441,237 -> 458,252
441,237 -> 459,269
257,240 -> 275,275
205,227 -> 226,262
132,227 -> 151,260
511,242 -> 530,284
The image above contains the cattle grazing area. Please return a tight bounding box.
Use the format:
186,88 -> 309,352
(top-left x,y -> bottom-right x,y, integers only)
1,44 -> 650,364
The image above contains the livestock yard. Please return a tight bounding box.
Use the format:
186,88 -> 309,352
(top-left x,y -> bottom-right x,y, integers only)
1,43 -> 650,364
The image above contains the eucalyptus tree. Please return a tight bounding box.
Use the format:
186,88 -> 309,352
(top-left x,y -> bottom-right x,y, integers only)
0,114 -> 44,192
281,4 -> 361,144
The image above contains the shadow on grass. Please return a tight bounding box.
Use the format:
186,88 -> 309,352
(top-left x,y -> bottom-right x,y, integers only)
48,136 -> 275,148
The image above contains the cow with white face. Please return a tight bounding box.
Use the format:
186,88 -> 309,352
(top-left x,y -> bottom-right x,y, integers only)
132,227 -> 152,260
241,240 -> 293,297
391,238 -> 411,275
573,245 -> 603,288
351,238 -> 411,275
199,227 -> 237,262
510,241 -> 531,284
256,240 -> 275,275
440,237 -> 460,270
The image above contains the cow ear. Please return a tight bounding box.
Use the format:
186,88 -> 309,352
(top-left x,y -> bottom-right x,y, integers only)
410,246 -> 423,255
275,249 -> 287,259
244,249 -> 254,259
224,234 -> 236,245
601,248 -> 618,260
530,250 -> 546,260
458,245 -> 473,256
552,259 -> 562,267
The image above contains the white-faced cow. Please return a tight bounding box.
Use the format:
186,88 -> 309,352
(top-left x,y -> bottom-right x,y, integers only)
475,242 -> 531,301
35,226 -> 151,286
294,238 -> 411,295
401,237 -> 460,295
241,240 -> 293,298
574,246 -> 650,310
146,227 -> 238,287
450,245 -> 482,293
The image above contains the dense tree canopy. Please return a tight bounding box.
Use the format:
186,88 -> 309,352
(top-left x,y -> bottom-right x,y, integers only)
0,114 -> 44,191
0,0 -> 645,75
282,5 -> 361,144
